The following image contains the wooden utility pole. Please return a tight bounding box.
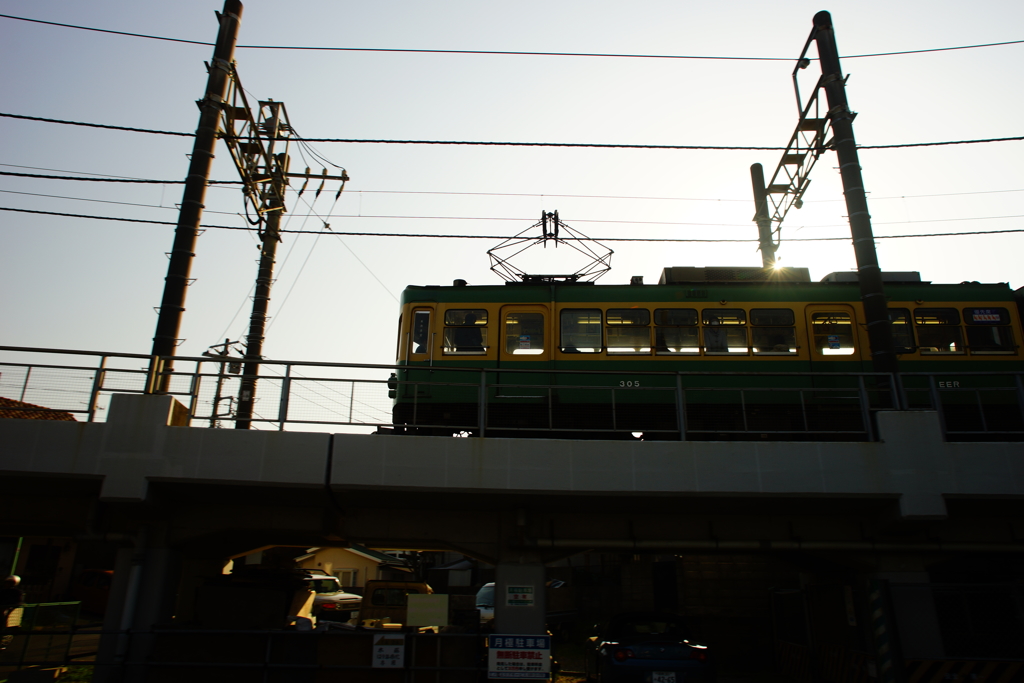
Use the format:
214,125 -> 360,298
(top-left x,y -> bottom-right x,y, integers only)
150,0 -> 243,392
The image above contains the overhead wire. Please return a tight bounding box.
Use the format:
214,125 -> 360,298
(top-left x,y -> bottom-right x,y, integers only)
3,113 -> 1022,150
3,206 -> 1021,242
2,14 -> 1022,61
4,167 -> 1023,205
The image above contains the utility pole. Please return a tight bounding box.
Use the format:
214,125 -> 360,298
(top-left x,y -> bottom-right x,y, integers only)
749,163 -> 777,268
150,0 -> 243,392
217,93 -> 349,429
234,101 -> 286,429
202,339 -> 241,427
812,11 -> 898,374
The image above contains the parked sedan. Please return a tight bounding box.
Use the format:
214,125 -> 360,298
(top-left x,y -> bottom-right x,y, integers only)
584,612 -> 714,683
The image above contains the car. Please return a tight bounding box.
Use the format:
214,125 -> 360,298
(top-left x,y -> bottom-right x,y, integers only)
584,612 -> 714,683
300,572 -> 362,622
475,582 -> 495,624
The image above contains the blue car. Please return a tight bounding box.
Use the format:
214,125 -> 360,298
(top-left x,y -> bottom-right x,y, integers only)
584,612 -> 714,683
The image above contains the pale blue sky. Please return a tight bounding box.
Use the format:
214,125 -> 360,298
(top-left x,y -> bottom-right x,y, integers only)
1,0 -> 1022,367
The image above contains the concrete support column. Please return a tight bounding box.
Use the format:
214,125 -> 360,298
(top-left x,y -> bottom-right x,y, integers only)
122,540 -> 182,683
494,561 -> 547,635
95,542 -> 142,683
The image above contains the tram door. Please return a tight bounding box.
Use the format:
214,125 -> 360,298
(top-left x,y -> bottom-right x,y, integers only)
401,306 -> 435,398
497,305 -> 552,398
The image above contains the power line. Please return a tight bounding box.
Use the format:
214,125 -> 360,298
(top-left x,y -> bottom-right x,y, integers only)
5,186 -> 1024,228
3,206 -> 1021,242
0,112 -> 192,137
4,112 -> 1022,151
5,165 -> 1023,204
2,14 -> 1022,61
0,188 -> 182,211
1,199 -> 1021,229
0,169 -> 238,184
0,163 -> 160,180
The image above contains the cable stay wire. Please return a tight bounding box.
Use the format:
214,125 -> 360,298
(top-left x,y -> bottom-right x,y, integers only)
266,191 -> 337,332
3,113 -> 1022,151
3,206 -> 1021,242
2,14 -> 1022,61
289,191 -> 400,303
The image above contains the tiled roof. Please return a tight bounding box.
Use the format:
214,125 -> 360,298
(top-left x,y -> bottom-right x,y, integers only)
0,397 -> 77,421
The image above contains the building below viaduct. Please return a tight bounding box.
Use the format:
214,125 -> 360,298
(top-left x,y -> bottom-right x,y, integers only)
2,393 -> 1023,681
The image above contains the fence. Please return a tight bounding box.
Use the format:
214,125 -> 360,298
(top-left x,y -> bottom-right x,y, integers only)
1,625 -> 487,682
0,602 -> 96,678
1,346 -> 1022,441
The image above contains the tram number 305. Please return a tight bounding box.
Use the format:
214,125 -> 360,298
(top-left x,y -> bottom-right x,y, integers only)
618,380 -> 641,387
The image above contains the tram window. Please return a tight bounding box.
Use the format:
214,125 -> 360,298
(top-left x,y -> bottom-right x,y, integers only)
914,308 -> 964,354
606,308 -> 651,354
655,309 -> 698,326
702,309 -> 746,325
411,310 -> 431,355
654,308 -> 699,355
751,309 -> 796,355
810,312 -> 855,355
963,307 -> 1016,354
702,309 -> 748,354
560,309 -> 602,353
505,312 -> 545,355
444,309 -> 488,326
888,308 -> 915,353
750,309 -> 794,326
443,309 -> 488,354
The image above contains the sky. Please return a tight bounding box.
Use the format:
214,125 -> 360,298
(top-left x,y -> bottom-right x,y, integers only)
1,0 -> 1022,376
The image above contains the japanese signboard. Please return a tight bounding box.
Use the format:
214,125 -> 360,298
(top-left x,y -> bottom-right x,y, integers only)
372,633 -> 405,668
505,585 -> 534,607
488,634 -> 551,679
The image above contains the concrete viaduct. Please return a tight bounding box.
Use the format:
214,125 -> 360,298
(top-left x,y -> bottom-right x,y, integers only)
2,393 -> 1024,679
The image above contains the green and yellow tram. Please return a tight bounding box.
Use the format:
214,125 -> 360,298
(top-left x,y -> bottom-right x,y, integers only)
390,267 -> 1024,439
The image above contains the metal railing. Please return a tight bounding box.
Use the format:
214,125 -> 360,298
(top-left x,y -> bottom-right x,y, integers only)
2,346 -> 1022,441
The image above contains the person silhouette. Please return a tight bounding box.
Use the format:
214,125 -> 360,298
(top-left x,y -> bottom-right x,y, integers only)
453,313 -> 484,352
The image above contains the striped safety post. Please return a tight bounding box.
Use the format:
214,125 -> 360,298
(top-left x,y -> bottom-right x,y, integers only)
869,579 -> 899,683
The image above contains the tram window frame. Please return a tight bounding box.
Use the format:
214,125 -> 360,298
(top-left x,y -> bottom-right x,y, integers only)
888,308 -> 915,354
442,309 -> 489,355
560,309 -> 603,353
914,308 -> 964,355
410,310 -> 432,356
701,308 -> 748,355
505,311 -> 546,355
750,308 -> 797,355
963,307 -> 1016,355
606,308 -> 651,355
654,308 -> 700,355
810,312 -> 856,356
